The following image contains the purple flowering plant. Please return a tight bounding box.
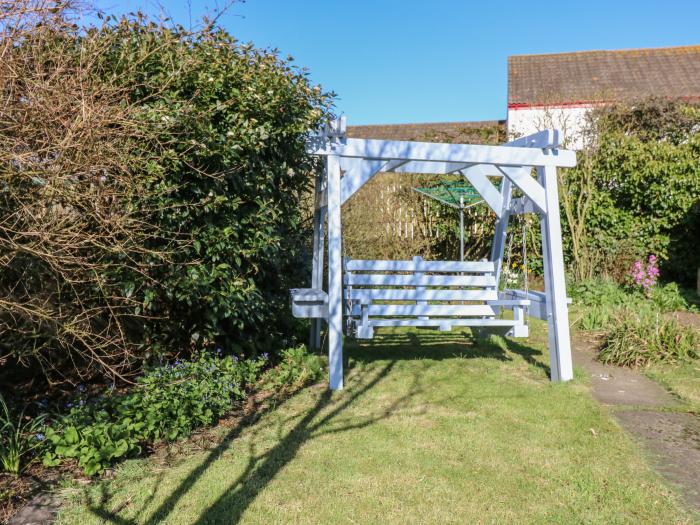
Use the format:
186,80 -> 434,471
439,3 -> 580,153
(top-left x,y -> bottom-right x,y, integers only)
629,255 -> 660,295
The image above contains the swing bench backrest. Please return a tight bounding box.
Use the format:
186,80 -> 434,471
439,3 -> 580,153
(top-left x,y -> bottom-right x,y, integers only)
343,257 -> 530,338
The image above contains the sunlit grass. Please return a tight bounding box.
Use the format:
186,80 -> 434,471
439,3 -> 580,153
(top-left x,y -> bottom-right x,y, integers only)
646,361 -> 700,413
57,323 -> 693,524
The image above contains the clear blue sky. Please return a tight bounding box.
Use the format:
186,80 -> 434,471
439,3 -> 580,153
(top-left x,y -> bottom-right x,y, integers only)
97,0 -> 700,125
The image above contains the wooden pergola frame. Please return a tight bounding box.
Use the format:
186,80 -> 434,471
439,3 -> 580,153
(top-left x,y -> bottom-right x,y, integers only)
297,118 -> 577,390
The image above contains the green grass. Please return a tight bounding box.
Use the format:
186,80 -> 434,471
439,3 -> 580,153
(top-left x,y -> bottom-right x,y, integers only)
646,361 -> 700,413
57,324 -> 693,524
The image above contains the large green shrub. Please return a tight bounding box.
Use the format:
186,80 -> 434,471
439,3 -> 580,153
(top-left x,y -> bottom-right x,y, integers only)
97,18 -> 333,356
561,100 -> 700,284
0,6 -> 332,382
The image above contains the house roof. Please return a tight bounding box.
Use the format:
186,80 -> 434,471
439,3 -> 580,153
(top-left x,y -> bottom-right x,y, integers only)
508,45 -> 700,107
348,120 -> 506,144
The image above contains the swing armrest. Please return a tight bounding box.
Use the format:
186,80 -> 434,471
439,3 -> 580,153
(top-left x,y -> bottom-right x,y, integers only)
488,299 -> 531,307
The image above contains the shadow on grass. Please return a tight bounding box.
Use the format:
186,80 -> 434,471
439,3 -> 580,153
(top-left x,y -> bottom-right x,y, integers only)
351,327 -> 550,378
82,327 -> 548,524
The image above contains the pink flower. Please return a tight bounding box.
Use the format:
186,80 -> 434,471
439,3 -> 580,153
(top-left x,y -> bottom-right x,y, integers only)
629,255 -> 660,293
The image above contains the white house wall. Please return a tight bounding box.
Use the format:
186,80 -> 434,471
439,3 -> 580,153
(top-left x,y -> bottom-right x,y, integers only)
507,105 -> 594,150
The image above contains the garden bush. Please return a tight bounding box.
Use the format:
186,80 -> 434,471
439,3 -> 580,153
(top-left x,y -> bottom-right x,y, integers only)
0,396 -> 45,476
571,278 -> 693,331
42,352 -> 264,475
0,3 -> 333,385
262,345 -> 325,390
561,100 -> 700,284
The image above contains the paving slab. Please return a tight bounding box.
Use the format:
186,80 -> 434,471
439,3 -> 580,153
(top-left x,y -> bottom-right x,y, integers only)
572,334 -> 700,516
615,410 -> 700,513
572,338 -> 680,407
7,493 -> 60,525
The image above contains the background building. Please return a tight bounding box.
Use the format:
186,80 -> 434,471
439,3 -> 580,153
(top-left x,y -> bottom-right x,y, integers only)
507,45 -> 700,147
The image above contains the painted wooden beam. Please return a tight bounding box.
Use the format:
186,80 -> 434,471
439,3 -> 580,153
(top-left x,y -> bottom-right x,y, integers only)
340,159 -> 407,205
309,172 -> 326,349
506,129 -> 562,149
345,259 -> 494,273
496,166 -> 547,214
326,155 -> 343,390
490,176 -> 512,286
509,197 -> 538,214
310,137 -> 577,168
459,165 -> 504,218
538,165 -> 573,382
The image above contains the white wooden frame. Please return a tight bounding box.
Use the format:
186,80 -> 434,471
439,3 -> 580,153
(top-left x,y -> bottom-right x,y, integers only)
295,119 -> 575,389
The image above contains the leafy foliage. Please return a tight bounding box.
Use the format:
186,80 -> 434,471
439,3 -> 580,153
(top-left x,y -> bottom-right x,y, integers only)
0,5 -> 332,383
96,18 -> 332,356
39,345 -> 323,476
561,100 -> 700,284
42,352 -> 266,475
262,345 -> 324,390
571,278 -> 693,331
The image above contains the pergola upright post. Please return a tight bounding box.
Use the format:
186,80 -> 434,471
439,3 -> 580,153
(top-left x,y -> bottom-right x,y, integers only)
537,165 -> 573,381
309,172 -> 325,350
459,195 -> 464,262
326,154 -> 344,390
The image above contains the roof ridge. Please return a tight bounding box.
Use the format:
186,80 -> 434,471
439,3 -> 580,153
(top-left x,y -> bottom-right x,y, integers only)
509,44 -> 700,60
349,120 -> 504,128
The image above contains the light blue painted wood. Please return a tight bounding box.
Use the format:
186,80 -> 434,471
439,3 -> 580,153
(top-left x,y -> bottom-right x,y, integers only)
290,288 -> 328,319
310,137 -> 577,167
459,165 -> 504,218
368,318 -> 521,328
496,166 -> 547,214
505,129 -> 562,149
350,304 -> 496,317
299,122 -> 577,386
345,288 -> 498,303
310,173 -> 326,349
326,155 -> 343,390
490,176 -> 512,287
413,256 -> 429,321
340,159 -> 408,205
345,273 -> 496,288
345,259 -> 495,273
539,165 -> 574,382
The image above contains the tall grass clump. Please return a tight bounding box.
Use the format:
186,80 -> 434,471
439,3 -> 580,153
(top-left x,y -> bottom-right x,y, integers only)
598,310 -> 700,368
0,396 -> 45,476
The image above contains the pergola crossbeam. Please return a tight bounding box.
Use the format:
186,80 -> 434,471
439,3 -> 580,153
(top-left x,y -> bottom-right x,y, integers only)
309,137 -> 576,167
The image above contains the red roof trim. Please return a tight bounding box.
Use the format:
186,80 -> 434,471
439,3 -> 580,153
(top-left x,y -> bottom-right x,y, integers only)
508,95 -> 700,111
508,100 -> 601,111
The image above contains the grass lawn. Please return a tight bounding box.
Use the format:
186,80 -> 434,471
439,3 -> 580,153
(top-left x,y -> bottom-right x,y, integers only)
57,323 -> 693,524
646,361 -> 700,413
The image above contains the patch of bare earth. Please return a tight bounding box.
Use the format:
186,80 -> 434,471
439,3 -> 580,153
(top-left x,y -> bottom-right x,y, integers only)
666,311 -> 700,330
573,334 -> 700,515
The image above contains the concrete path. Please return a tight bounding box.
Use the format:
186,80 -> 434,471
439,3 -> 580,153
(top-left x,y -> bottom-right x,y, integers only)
7,493 -> 60,525
573,336 -> 700,515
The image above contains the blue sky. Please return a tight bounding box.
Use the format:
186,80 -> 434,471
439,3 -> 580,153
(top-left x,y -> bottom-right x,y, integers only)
97,1 -> 700,125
